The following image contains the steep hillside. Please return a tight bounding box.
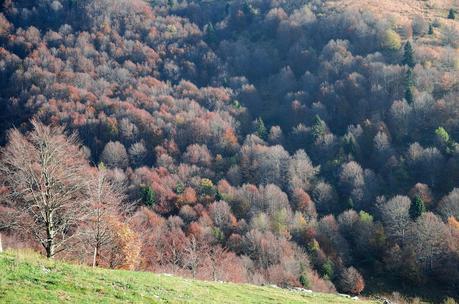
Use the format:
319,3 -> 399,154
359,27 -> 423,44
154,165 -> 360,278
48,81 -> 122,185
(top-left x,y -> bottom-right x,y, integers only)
324,0 -> 459,57
0,0 -> 459,302
325,0 -> 457,21
0,251 -> 378,304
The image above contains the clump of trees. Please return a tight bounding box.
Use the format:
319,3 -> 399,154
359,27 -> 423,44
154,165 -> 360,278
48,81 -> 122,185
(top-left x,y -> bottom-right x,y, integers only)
0,121 -> 139,267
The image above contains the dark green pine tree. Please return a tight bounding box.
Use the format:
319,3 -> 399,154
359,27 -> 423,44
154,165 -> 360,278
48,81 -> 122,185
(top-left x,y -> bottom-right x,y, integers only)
312,115 -> 326,139
405,86 -> 414,104
299,274 -> 309,288
322,259 -> 334,280
428,24 -> 434,35
404,69 -> 414,104
405,68 -> 414,87
215,190 -> 223,202
205,22 -> 217,45
346,197 -> 354,209
409,196 -> 426,220
402,41 -> 415,68
343,134 -> 359,158
142,186 -> 157,206
448,8 -> 456,19
256,117 -> 267,139
298,262 -> 309,288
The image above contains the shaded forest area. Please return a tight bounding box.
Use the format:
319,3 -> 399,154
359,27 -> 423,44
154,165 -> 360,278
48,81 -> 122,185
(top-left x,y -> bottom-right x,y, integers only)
0,0 -> 458,302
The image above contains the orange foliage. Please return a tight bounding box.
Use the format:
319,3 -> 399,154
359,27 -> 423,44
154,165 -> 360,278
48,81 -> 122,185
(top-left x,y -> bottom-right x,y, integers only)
223,127 -> 238,146
108,218 -> 141,270
448,216 -> 459,230
177,187 -> 197,206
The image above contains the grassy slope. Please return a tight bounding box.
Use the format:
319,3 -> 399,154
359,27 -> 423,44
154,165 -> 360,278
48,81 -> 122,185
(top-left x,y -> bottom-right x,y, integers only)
0,251 -> 379,304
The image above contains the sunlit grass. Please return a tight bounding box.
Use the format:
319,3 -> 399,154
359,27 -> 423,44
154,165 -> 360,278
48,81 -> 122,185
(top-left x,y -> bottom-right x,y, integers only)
0,249 -> 380,304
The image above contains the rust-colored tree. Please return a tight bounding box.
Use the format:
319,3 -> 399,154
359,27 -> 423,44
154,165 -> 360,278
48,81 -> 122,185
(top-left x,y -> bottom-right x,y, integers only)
338,267 -> 365,295
107,218 -> 141,270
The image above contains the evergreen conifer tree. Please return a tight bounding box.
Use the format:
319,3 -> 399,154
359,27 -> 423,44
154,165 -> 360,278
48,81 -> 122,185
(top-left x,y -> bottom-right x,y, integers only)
402,41 -> 415,68
409,196 -> 426,220
256,117 -> 267,139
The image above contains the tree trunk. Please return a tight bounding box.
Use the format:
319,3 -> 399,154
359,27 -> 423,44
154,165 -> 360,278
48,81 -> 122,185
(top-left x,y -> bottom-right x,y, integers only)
45,216 -> 55,258
93,246 -> 98,268
45,241 -> 55,258
45,245 -> 54,258
0,233 -> 3,253
212,261 -> 217,281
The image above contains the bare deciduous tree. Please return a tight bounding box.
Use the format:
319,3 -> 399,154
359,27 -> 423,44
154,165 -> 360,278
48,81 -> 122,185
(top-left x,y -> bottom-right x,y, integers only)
206,245 -> 228,281
408,212 -> 450,273
379,195 -> 411,245
183,235 -> 206,279
287,149 -> 318,193
0,120 -> 90,258
100,141 -> 129,169
79,164 -> 126,267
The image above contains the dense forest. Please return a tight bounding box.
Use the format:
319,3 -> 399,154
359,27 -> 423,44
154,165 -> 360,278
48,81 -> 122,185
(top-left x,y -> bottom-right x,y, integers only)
0,0 -> 458,302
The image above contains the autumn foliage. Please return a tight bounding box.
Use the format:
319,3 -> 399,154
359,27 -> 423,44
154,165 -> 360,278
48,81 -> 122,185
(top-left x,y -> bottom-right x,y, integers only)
0,0 -> 458,300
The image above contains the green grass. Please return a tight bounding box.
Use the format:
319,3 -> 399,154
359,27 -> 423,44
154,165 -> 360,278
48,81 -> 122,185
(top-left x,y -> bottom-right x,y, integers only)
0,250 -> 379,304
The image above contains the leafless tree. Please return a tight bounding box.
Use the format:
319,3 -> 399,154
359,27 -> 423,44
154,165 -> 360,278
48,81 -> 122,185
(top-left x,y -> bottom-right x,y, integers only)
100,141 -> 129,169
206,245 -> 228,281
128,141 -> 147,168
379,195 -> 411,245
0,120 -> 91,258
442,24 -> 459,48
183,235 -> 206,278
209,200 -> 235,232
408,212 -> 451,273
438,188 -> 459,220
79,164 -> 126,267
0,206 -> 17,253
287,149 -> 318,192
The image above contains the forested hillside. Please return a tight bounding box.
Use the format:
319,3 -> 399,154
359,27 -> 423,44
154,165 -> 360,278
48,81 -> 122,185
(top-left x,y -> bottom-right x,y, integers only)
0,0 -> 458,302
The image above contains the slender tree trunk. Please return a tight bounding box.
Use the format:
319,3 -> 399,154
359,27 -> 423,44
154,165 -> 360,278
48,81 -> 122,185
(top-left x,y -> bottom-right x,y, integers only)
0,233 -> 3,253
191,261 -> 197,279
212,259 -> 217,281
93,246 -> 98,268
